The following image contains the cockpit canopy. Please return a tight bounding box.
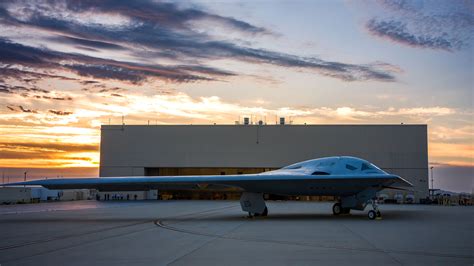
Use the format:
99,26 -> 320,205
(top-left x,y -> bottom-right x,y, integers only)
281,156 -> 387,175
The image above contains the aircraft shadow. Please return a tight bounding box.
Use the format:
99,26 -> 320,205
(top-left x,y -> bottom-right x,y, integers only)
0,210 -> 425,224
160,210 -> 424,222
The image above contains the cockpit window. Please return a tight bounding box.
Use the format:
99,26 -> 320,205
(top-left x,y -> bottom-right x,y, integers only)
361,163 -> 373,171
345,164 -> 357,171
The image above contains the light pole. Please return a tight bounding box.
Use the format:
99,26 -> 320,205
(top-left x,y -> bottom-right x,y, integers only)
430,166 -> 434,197
24,171 -> 28,188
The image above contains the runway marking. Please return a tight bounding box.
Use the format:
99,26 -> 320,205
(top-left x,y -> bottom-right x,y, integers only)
155,217 -> 473,260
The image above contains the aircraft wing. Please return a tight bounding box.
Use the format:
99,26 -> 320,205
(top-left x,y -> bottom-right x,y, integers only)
4,173 -> 412,194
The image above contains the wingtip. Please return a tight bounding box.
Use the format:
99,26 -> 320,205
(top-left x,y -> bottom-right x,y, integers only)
394,175 -> 414,187
3,180 -> 46,187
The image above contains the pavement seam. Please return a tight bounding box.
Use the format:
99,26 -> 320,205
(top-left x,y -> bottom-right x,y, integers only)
156,219 -> 473,260
163,210 -> 249,265
0,204 -> 237,251
339,222 -> 403,265
0,204 -> 238,264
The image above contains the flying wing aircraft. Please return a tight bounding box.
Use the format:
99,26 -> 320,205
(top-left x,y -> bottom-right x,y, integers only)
5,156 -> 412,220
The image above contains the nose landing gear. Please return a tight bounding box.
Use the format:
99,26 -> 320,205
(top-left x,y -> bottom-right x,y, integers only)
368,199 -> 381,220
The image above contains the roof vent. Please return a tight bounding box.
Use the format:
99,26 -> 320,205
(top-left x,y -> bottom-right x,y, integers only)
279,117 -> 285,125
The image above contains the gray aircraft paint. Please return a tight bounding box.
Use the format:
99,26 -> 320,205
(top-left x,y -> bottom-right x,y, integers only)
6,156 -> 411,198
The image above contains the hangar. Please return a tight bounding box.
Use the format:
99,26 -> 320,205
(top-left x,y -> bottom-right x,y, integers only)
99,124 -> 429,202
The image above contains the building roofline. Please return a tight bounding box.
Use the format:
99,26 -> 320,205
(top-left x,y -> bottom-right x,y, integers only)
101,124 -> 428,128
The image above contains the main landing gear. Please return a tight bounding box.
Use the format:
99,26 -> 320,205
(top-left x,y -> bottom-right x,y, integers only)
332,203 -> 350,215
247,207 -> 268,218
240,192 -> 268,218
367,199 -> 381,220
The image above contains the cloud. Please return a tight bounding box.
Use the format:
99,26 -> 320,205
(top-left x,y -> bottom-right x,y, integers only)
56,0 -> 270,35
0,38 -> 228,83
0,141 -> 98,152
0,83 -> 50,94
4,106 -> 74,116
0,1 -> 399,82
378,106 -> 455,116
49,35 -> 127,50
18,105 -> 37,113
0,81 -> 73,101
430,125 -> 474,144
0,67 -> 77,83
105,92 -> 458,123
365,0 -> 473,51
366,19 -> 457,51
0,140 -> 98,163
49,110 -> 73,116
37,95 -> 73,101
0,83 -> 466,169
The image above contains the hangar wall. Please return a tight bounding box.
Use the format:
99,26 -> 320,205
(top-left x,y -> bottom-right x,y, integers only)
100,124 -> 429,200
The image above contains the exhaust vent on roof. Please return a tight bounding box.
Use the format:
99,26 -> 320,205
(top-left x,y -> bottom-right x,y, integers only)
279,117 -> 285,125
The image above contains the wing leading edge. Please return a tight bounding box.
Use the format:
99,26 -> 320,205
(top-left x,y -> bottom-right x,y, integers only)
5,173 -> 411,195
4,156 -> 413,195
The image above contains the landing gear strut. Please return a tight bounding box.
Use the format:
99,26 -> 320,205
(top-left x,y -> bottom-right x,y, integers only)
367,199 -> 381,220
240,192 -> 268,218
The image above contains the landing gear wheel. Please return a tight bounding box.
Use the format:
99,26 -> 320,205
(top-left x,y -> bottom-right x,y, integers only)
368,210 -> 376,220
262,207 -> 268,217
332,203 -> 342,215
342,208 -> 351,214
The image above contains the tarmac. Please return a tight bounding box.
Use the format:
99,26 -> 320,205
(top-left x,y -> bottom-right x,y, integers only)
0,200 -> 472,266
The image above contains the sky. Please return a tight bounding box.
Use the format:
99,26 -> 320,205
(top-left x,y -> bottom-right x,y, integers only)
0,0 -> 472,193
